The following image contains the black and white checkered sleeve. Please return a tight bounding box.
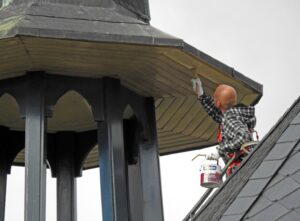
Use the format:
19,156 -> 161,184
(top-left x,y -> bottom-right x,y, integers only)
199,93 -> 222,124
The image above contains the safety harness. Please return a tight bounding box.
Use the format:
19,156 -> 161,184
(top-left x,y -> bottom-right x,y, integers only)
217,125 -> 259,176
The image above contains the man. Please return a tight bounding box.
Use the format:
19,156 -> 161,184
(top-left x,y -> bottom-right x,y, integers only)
192,78 -> 256,164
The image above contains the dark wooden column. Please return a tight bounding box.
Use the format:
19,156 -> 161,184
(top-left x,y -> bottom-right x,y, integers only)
97,78 -> 129,221
0,127 -> 24,221
56,132 -> 77,221
139,97 -> 164,221
123,118 -> 143,221
0,149 -> 7,221
0,127 -> 8,221
24,74 -> 47,221
47,131 -> 97,221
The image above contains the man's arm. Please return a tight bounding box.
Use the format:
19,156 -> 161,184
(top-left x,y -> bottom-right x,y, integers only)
199,93 -> 223,124
192,77 -> 222,123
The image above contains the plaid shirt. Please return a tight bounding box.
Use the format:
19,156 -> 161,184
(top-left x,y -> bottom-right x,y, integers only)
199,93 -> 256,162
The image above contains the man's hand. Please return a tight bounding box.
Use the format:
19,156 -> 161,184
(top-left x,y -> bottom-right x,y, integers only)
191,77 -> 204,98
205,152 -> 220,161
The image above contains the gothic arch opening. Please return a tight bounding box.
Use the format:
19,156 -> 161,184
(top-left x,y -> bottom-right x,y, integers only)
48,90 -> 96,132
0,93 -> 24,131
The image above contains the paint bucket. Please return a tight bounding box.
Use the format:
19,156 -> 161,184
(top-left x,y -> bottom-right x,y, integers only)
200,160 -> 222,188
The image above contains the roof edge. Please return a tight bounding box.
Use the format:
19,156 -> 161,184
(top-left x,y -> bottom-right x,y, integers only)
182,42 -> 263,98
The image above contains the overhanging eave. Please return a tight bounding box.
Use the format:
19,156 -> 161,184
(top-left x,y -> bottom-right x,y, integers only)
0,3 -> 262,163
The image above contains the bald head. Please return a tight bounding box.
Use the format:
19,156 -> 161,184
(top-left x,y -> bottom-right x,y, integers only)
214,84 -> 237,111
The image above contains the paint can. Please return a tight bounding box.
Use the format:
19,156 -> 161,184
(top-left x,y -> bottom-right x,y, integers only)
200,160 -> 222,188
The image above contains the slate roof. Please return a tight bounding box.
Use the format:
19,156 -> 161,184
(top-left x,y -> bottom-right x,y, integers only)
192,96 -> 300,221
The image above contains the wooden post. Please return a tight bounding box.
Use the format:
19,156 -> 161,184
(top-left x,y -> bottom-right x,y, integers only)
97,78 -> 129,221
24,73 -> 47,221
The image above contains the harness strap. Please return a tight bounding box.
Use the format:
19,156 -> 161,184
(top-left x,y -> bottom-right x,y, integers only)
217,125 -> 223,143
217,125 -> 259,176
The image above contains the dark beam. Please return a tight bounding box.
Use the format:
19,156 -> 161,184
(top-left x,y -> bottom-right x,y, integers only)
0,127 -> 8,221
56,132 -> 77,221
98,78 -> 129,221
123,118 -> 143,221
47,131 -> 98,220
0,151 -> 7,221
0,127 -> 24,221
47,130 -> 97,178
24,73 -> 47,221
139,97 -> 164,221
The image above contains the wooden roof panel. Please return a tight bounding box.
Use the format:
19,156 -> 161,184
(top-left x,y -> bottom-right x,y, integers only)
163,96 -> 195,131
157,97 -> 186,129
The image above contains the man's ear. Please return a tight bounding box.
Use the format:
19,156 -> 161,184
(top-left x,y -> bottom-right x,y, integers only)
216,100 -> 221,108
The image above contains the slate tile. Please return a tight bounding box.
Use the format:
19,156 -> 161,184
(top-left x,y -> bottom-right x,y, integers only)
278,125 -> 300,142
291,148 -> 300,157
263,177 -> 300,201
223,197 -> 256,216
219,214 -> 243,221
290,142 -> 300,155
264,174 -> 285,190
279,187 -> 300,210
290,169 -> 300,183
265,142 -> 297,161
249,203 -> 289,221
290,112 -> 300,125
277,211 -> 300,221
251,160 -> 284,179
279,152 -> 300,175
294,207 -> 300,215
245,197 -> 272,218
239,178 -> 270,198
293,141 -> 300,151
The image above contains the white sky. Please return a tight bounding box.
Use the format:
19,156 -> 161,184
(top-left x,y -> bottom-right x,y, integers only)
3,0 -> 300,220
